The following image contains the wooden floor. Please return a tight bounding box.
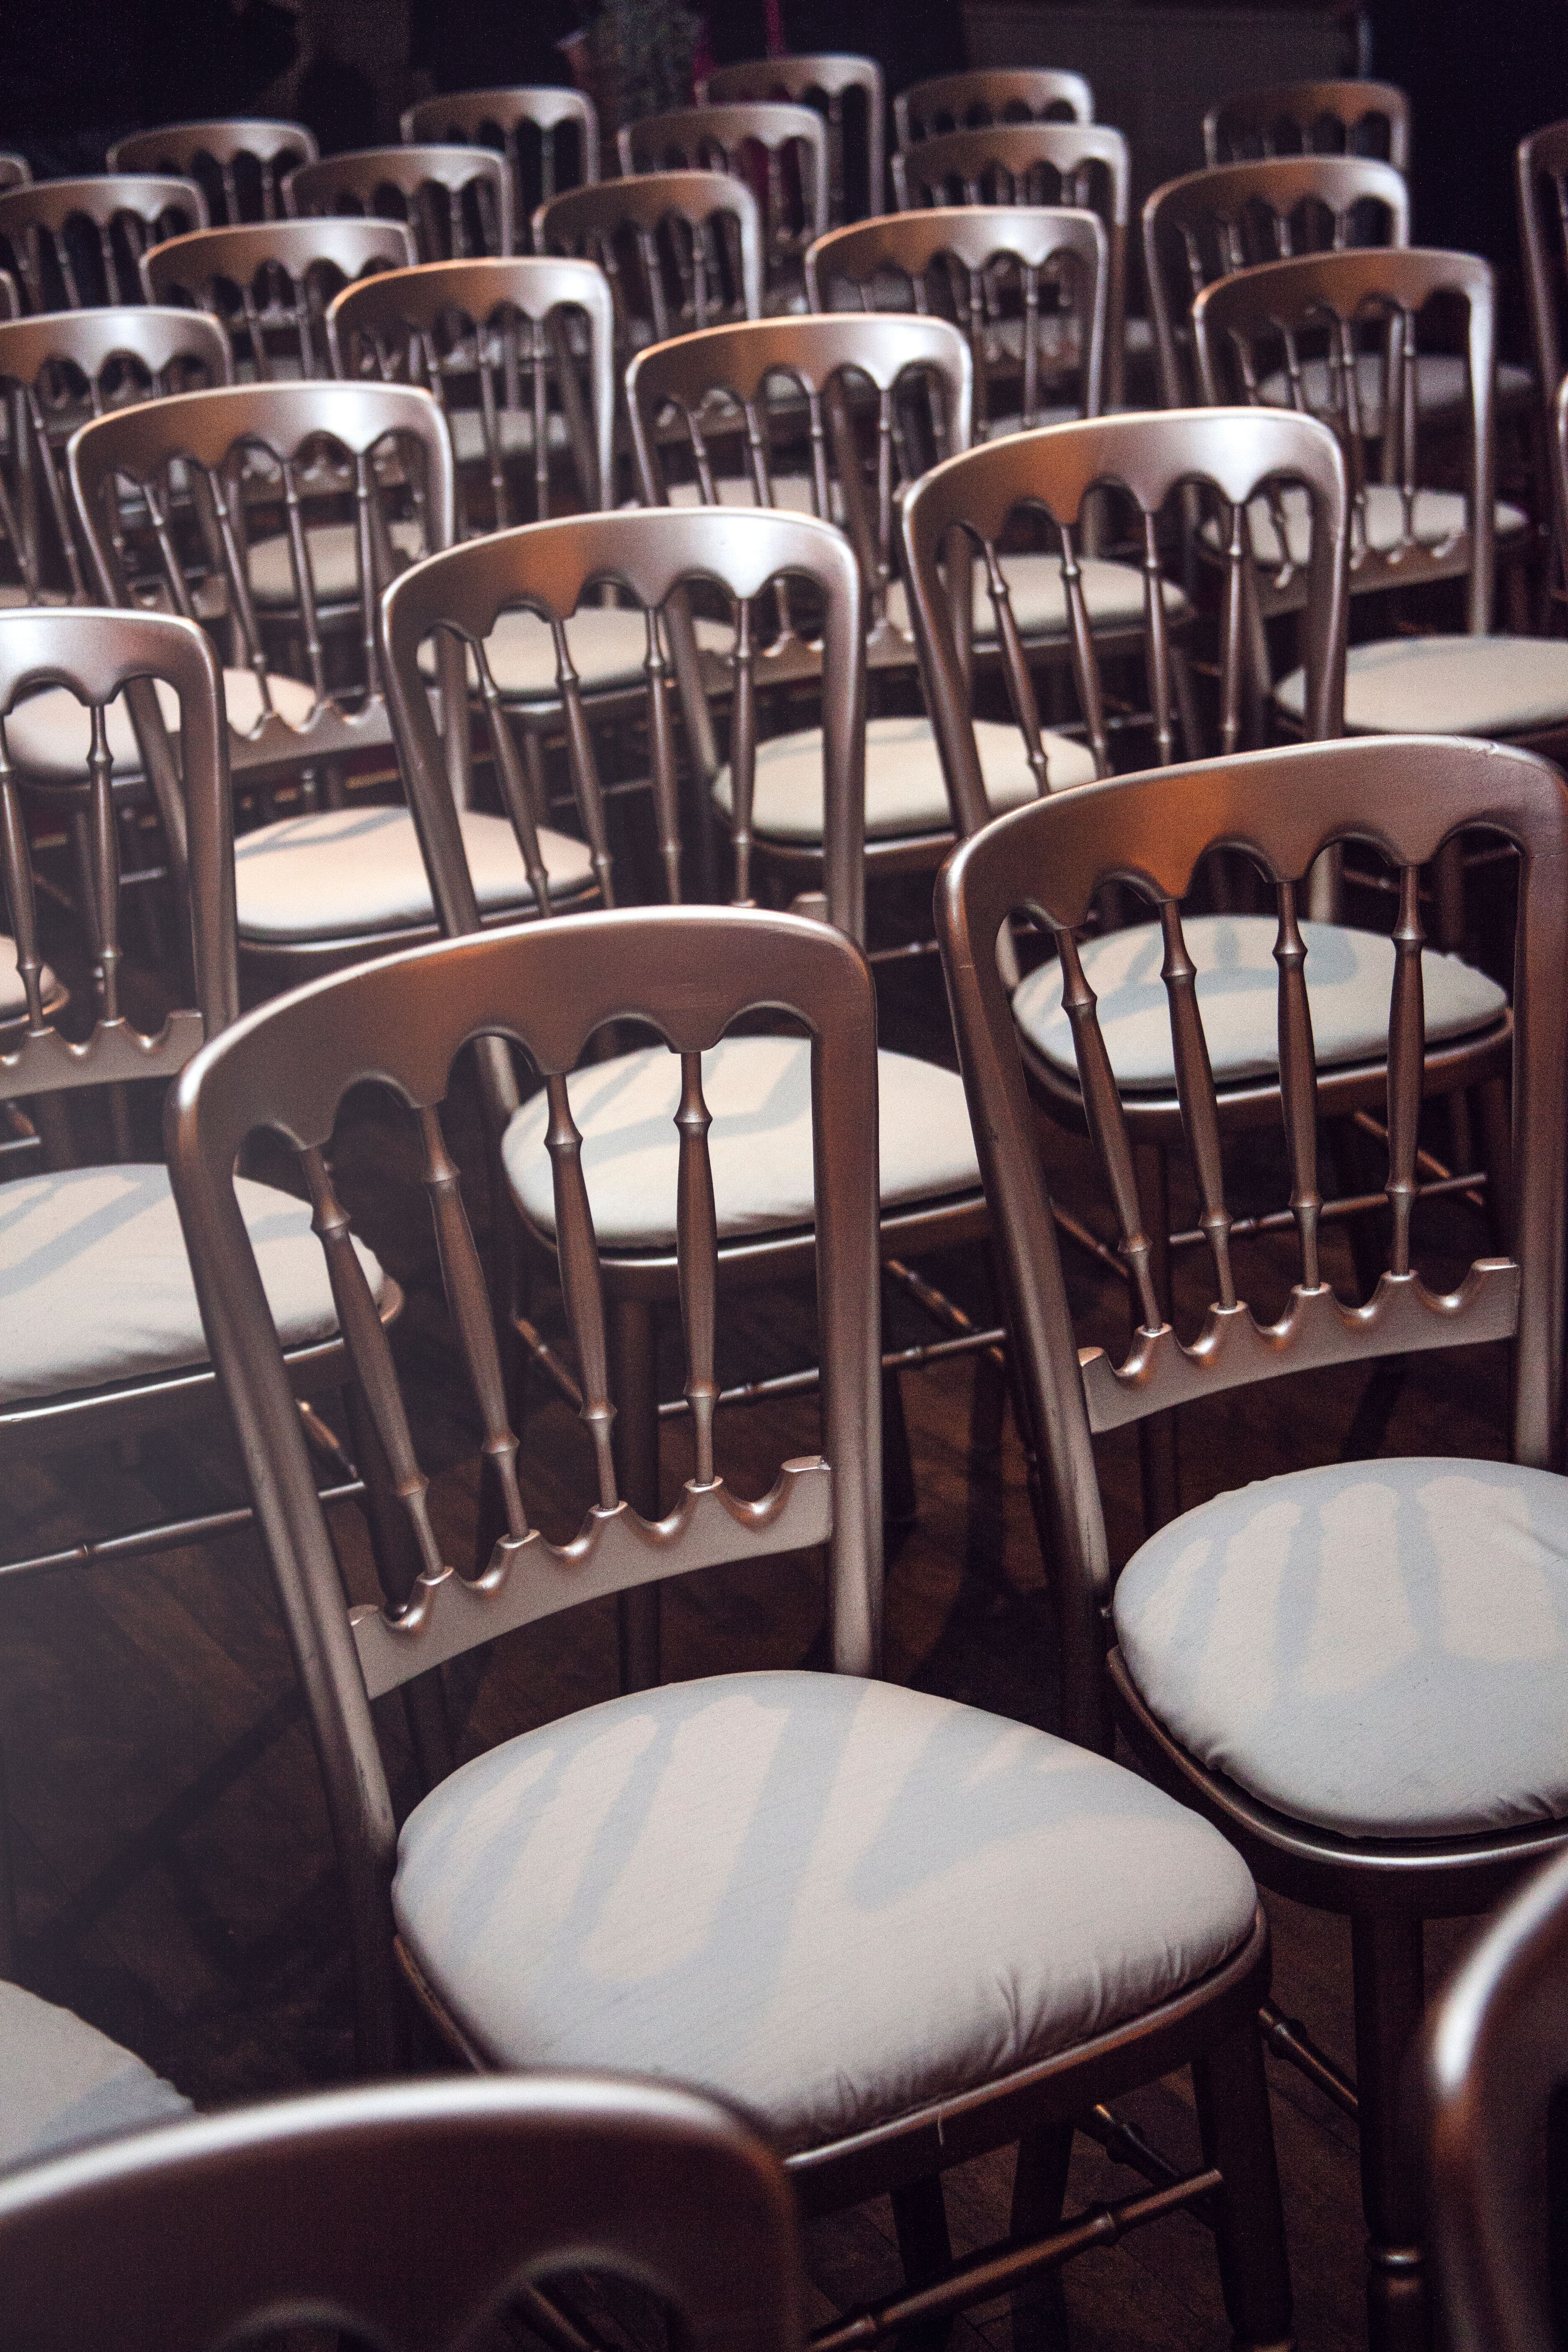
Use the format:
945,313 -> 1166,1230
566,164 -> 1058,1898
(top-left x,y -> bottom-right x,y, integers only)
0,895 -> 1510,2352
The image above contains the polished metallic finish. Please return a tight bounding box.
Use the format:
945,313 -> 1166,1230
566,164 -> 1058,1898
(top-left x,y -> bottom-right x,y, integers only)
894,68 -> 1095,151
107,121 -> 320,224
0,157 -> 31,196
0,178 -> 209,313
402,87 -> 601,230
619,105 -> 828,307
700,56 -> 886,226
285,144 -> 515,260
1203,80 -> 1411,172
141,219 -> 417,379
536,170 -> 763,360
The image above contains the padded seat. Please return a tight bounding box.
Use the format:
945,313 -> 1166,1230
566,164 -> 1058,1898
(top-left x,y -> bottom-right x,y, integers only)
1275,634 -> 1568,739
0,1981 -> 190,2174
1013,913 -> 1506,1092
0,1162 -> 385,1405
711,712 -> 1096,847
1113,1457 -> 1568,1839
0,936 -> 58,1023
1257,350 -> 1536,423
3,671 -> 319,781
392,1669 -> 1261,2153
639,474 -> 828,516
446,407 -> 571,465
416,603 -> 732,701
502,1032 -> 981,1248
234,804 -> 594,944
248,517 -> 425,607
1201,483 -> 1527,572
888,551 -> 1191,643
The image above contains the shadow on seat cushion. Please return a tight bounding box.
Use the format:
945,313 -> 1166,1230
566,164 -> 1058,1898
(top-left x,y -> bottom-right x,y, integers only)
0,1981 -> 190,2174
711,712 -> 1096,846
1012,913 -> 1506,1093
1113,1457 -> 1568,1838
1275,635 -> 1568,738
248,516 -> 425,607
392,1670 -> 1261,2153
0,1163 -> 384,1403
233,804 -> 593,944
502,1032 -> 981,1248
2,672 -> 319,780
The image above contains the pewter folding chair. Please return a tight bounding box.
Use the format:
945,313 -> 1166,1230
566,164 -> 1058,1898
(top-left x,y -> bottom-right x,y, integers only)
618,104 -> 828,314
108,120 -> 320,225
535,172 -> 763,379
1204,79 -> 1411,170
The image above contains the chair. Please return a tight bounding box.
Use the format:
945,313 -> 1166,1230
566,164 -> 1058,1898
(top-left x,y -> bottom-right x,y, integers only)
894,67 -> 1095,150
891,124 -> 1133,407
0,1976 -> 189,2174
0,179 -> 208,314
805,205 -> 1106,437
535,172 -> 763,372
699,55 -> 885,225
0,157 -> 31,196
1204,80 -> 1411,170
1194,247 -> 1568,747
617,105 -> 828,313
0,2073 -> 801,2351
285,146 -> 515,262
936,727 -> 1568,2352
1415,1841 -> 1568,2352
166,877 -> 1294,2352
141,219 -> 415,381
106,121 -> 320,225
401,87 -> 601,230
1517,121 -> 1568,411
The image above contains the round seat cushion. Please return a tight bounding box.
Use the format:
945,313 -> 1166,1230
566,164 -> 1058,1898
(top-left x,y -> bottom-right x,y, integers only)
248,517 -> 425,607
1202,483 -> 1527,572
446,406 -> 570,466
416,602 -> 738,701
1012,913 -> 1506,1093
392,1669 -> 1261,2153
234,804 -> 593,945
888,552 -> 1191,644
1275,634 -> 1568,738
2,671 -> 319,780
0,1981 -> 190,2173
712,712 -> 1096,847
1113,1457 -> 1568,1839
1257,350 -> 1536,422
0,1161 -> 384,1404
502,1033 -> 980,1249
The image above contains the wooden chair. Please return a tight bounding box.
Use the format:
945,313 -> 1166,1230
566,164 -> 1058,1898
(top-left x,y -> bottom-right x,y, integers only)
166,870 -> 1294,2352
1415,1841 -> 1568,2352
0,2073 -> 801,2352
0,1973 -> 188,2174
1204,79 -> 1411,170
699,54 -> 885,225
617,105 -> 828,313
401,86 -> 600,230
1194,247 -> 1568,748
106,121 -> 319,225
285,146 -> 515,262
936,727 -> 1568,2352
535,173 -> 763,371
894,67 -> 1095,150
891,124 -> 1133,407
0,178 -> 208,314
140,219 -> 415,382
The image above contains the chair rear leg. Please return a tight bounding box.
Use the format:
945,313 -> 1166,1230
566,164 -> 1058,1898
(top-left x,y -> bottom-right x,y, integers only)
1351,1910 -> 1427,2352
1193,2017 -> 1295,2352
891,2173 -> 954,2352
1010,2121 -> 1075,2352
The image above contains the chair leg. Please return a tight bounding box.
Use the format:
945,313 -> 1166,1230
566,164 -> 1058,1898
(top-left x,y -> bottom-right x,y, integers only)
1134,1142 -> 1178,1534
1010,2122 -> 1075,2352
882,1362 -> 918,1526
1192,2019 -> 1295,2352
1350,1911 -> 1428,2352
891,2174 -> 954,2352
610,1294 -> 662,1692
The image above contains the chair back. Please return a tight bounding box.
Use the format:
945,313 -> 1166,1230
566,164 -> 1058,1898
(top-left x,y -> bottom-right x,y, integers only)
140,219 -> 416,380
536,172 -> 763,357
0,2071 -> 806,2352
1417,1842 -> 1568,2352
902,407 -> 1348,807
383,502 -> 868,934
401,87 -> 601,227
895,69 -> 1095,150
1517,121 -> 1568,417
1203,80 -> 1411,171
68,381 -> 456,769
106,121 -> 320,224
700,56 -> 885,224
627,312 -> 969,665
1143,154 -> 1410,405
805,206 -> 1106,435
0,605 -> 235,1115
0,179 -> 208,313
936,732 -> 1568,1751
618,104 -> 828,304
166,893 -> 883,2059
0,308 -> 232,603
286,146 -> 515,260
328,256 -> 614,523
1193,245 -> 1496,632
0,156 -> 31,195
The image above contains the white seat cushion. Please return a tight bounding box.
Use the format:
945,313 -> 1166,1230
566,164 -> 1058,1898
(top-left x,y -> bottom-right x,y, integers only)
393,1670 -> 1260,2152
888,552 -> 1191,644
1203,483 -> 1527,571
1275,634 -> 1568,738
234,804 -> 593,944
248,517 -> 425,607
3,671 -> 319,780
0,1981 -> 190,2173
0,936 -> 58,1022
446,406 -> 570,465
1257,351 -> 1536,422
630,473 -> 828,516
418,605 -> 736,699
712,712 -> 1096,847
0,1162 -> 384,1404
1114,1457 -> 1568,1839
502,1033 -> 980,1248
1013,913 -> 1506,1093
